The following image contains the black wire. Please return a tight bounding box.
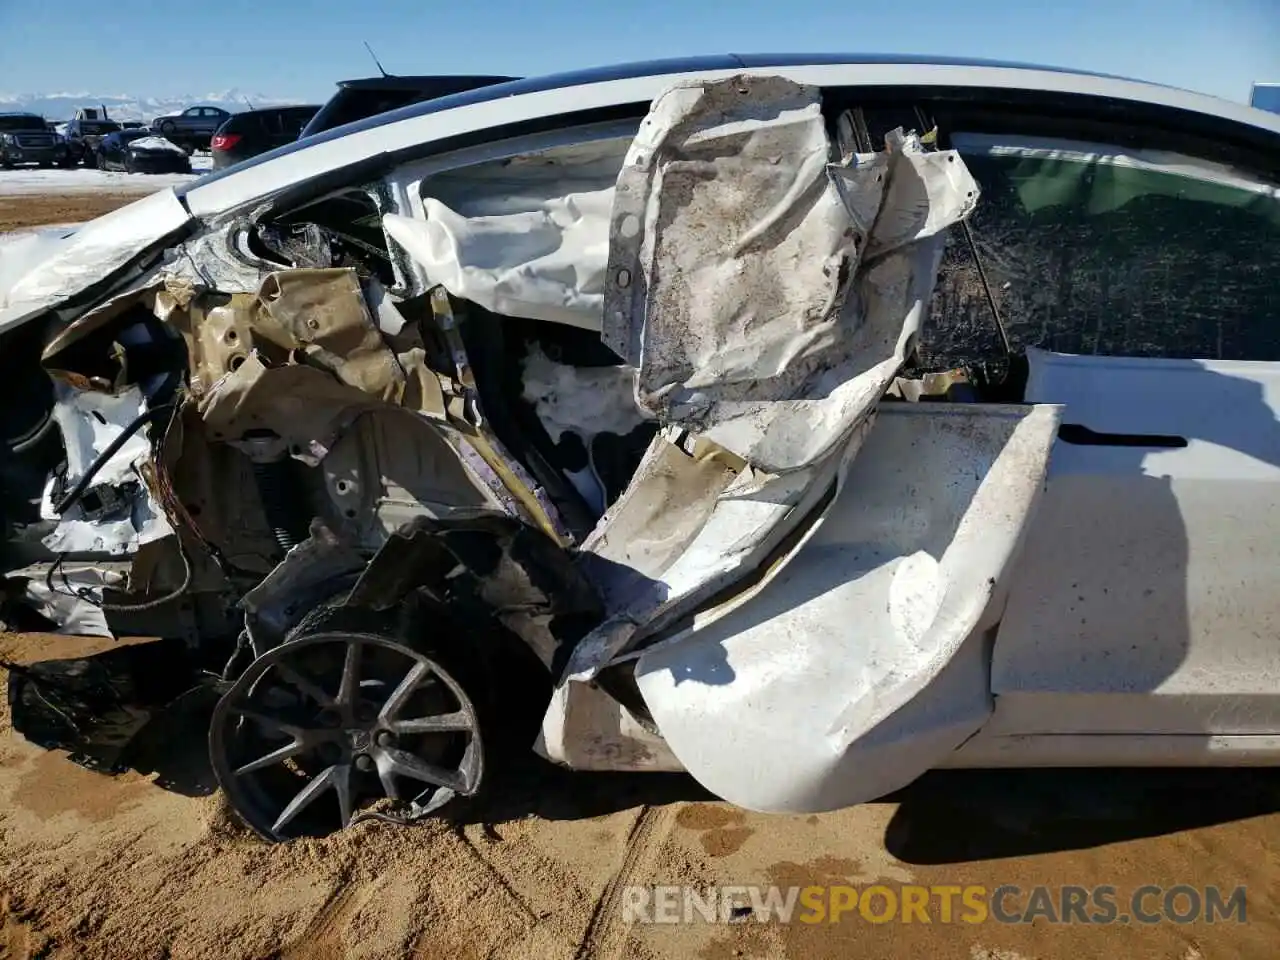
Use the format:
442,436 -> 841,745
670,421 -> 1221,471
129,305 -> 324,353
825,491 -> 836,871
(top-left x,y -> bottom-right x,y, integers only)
53,401 -> 175,516
912,103 -> 1013,369
43,539 -> 194,613
960,218 -> 1013,360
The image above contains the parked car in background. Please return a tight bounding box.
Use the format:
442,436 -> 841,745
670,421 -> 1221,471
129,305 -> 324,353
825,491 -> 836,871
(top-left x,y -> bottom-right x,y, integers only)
93,129 -> 191,173
299,74 -> 515,138
0,113 -> 66,168
64,114 -> 122,166
150,106 -> 232,150
211,104 -> 320,169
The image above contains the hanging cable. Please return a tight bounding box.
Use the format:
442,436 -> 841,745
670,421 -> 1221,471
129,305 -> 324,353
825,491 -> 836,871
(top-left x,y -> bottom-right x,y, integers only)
53,401 -> 175,515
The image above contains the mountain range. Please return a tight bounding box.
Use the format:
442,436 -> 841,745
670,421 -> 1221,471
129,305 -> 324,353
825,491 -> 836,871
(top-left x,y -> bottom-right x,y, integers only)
0,90 -> 303,123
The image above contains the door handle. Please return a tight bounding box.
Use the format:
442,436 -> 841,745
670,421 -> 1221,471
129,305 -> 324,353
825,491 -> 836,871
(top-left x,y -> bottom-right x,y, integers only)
1057,424 -> 1188,448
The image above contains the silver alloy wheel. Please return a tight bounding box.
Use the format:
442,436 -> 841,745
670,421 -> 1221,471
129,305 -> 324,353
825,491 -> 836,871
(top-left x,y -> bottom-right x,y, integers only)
209,631 -> 483,842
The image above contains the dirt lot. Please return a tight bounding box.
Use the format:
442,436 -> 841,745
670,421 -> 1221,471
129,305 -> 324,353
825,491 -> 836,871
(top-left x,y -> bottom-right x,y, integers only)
1,194 -> 1278,960
0,193 -> 153,231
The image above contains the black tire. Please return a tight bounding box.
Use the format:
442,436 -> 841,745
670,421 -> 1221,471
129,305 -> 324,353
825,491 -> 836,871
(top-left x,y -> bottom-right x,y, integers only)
160,120 -> 176,137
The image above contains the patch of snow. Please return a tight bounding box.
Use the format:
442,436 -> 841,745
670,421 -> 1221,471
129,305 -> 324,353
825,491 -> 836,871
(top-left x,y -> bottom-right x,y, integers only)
128,136 -> 185,154
0,167 -> 200,196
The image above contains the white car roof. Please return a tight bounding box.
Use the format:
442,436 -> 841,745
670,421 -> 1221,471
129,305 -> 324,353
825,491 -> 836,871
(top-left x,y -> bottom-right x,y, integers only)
180,54 -> 1280,218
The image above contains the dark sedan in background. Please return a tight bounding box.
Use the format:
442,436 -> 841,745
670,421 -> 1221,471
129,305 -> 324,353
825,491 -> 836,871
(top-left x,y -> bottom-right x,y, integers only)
94,130 -> 192,173
210,104 -> 319,169
150,105 -> 232,150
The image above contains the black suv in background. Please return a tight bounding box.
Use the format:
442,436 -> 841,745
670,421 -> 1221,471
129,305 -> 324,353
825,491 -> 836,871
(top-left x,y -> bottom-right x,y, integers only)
0,113 -> 66,168
210,104 -> 320,169
64,116 -> 122,166
299,74 -> 516,138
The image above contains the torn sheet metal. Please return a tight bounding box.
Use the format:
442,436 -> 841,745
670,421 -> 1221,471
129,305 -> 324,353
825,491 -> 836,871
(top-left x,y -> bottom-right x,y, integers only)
41,383 -> 173,556
602,75 -> 979,473
344,510 -> 602,671
632,403 -> 1061,810
563,76 -> 979,680
251,268 -> 406,402
240,521 -> 368,646
182,269 -> 444,462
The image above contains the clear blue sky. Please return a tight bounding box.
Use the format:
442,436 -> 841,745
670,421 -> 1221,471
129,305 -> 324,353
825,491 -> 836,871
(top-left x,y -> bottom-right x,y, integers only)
1,0 -> 1276,103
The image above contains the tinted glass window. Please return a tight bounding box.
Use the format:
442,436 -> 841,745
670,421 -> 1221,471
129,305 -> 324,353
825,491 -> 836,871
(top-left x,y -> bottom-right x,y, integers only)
0,116 -> 46,131
1251,85 -> 1280,114
310,89 -> 421,134
922,135 -> 1280,365
78,121 -> 120,135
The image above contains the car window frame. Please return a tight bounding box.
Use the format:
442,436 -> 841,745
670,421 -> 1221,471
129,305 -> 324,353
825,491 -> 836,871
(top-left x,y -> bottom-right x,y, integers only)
914,108 -> 1280,365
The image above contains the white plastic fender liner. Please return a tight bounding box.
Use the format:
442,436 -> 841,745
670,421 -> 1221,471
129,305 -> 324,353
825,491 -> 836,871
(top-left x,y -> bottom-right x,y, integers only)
633,402 -> 1061,813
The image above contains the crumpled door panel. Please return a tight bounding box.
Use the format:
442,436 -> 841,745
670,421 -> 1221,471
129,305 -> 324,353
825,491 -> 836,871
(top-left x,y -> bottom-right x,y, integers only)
633,403 -> 1060,812
551,75 -> 981,690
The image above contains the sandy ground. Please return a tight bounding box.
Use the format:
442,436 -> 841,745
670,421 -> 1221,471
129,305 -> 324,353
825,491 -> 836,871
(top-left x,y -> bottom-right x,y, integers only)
2,195 -> 1279,960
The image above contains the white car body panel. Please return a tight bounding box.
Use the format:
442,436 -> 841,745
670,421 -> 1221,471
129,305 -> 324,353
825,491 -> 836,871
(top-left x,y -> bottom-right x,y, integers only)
178,61 -> 1280,219
634,403 -> 1060,811
986,349 -> 1280,738
0,189 -> 189,334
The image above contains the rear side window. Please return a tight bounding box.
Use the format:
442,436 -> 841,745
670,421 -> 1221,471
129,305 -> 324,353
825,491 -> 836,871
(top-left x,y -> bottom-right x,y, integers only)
308,89 -> 420,135
923,134 -> 1280,365
284,108 -> 316,137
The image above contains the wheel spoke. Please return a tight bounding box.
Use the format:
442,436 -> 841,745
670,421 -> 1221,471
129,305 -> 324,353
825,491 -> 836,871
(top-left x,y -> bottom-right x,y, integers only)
333,763 -> 355,828
336,641 -> 362,707
374,745 -> 470,794
272,764 -> 342,835
377,763 -> 401,802
390,710 -> 473,735
233,739 -> 306,776
378,660 -> 433,722
273,662 -> 335,708
230,705 -> 305,741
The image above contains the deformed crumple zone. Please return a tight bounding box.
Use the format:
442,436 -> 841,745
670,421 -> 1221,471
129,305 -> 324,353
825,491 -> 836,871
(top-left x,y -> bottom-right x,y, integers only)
602,76 -> 979,474
558,76 -> 981,685
343,510 -> 603,671
41,383 -> 174,558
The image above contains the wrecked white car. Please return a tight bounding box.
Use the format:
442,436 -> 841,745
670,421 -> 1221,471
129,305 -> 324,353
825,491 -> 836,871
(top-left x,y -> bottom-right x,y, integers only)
3,57 -> 1279,842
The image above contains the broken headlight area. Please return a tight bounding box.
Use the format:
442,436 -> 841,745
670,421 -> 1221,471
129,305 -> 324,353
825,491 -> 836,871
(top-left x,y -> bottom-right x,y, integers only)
2,73 -> 1015,839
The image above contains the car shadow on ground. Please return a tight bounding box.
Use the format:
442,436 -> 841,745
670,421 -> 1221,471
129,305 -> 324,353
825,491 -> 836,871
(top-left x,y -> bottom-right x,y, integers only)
10,646 -> 1280,854
881,766 -> 1280,863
